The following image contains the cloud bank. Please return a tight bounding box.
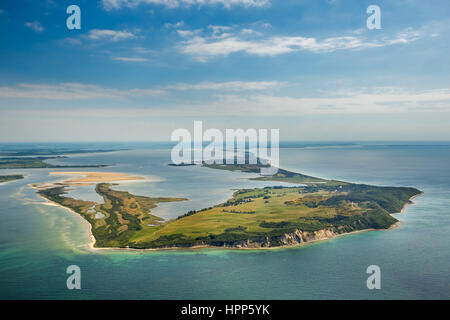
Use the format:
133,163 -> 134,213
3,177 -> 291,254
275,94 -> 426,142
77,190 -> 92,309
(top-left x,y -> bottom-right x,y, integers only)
2,83 -> 450,115
0,81 -> 281,100
101,0 -> 270,10
178,26 -> 422,61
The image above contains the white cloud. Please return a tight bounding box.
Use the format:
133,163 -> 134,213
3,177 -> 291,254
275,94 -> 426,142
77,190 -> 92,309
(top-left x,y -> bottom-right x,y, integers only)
208,25 -> 232,35
25,21 -> 44,33
177,29 -> 202,37
62,37 -> 83,45
167,81 -> 281,91
240,28 -> 262,36
128,87 -> 450,116
0,83 -> 163,100
127,88 -> 167,95
88,29 -> 137,41
5,82 -> 449,115
113,57 -> 149,62
62,30 -> 137,46
0,80 -> 278,101
178,27 -> 422,61
194,87 -> 450,116
164,21 -> 184,28
3,83 -> 450,116
101,0 -> 270,10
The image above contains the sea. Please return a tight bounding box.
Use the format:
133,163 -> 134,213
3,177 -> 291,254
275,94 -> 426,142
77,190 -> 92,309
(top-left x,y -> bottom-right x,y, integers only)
0,142 -> 449,299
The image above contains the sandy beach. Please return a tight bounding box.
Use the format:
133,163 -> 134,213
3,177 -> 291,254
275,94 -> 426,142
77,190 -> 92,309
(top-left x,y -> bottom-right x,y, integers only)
29,171 -> 145,190
49,171 -> 144,186
37,193 -> 97,250
399,192 -> 424,214
30,171 -> 148,252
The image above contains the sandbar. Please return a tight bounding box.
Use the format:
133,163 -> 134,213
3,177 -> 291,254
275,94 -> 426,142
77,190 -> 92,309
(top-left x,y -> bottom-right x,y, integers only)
49,171 -> 144,186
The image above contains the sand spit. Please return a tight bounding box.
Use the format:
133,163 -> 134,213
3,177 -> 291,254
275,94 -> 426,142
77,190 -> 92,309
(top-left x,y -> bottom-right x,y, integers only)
50,171 -> 144,185
30,171 -> 144,189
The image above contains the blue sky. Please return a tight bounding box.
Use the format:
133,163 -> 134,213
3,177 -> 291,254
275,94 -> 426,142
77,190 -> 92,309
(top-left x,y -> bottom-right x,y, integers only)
0,0 -> 450,141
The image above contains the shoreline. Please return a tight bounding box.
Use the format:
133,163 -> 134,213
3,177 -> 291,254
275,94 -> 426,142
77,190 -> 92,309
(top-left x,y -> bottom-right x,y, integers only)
386,192 -> 424,230
36,192 -> 423,254
399,192 -> 424,214
35,192 -> 97,250
89,227 -> 380,253
42,171 -> 144,187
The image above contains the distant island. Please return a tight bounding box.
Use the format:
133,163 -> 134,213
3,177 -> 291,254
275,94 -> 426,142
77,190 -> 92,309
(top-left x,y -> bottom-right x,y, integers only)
35,164 -> 422,250
0,175 -> 24,184
0,147 -> 121,169
0,148 -> 126,157
168,163 -> 197,167
0,156 -> 112,169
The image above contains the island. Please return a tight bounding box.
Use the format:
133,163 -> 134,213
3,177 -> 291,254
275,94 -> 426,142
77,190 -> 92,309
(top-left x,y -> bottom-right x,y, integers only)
0,157 -> 109,169
0,147 -> 126,157
168,163 -> 197,167
0,174 -> 24,184
34,165 -> 422,250
0,146 -> 121,169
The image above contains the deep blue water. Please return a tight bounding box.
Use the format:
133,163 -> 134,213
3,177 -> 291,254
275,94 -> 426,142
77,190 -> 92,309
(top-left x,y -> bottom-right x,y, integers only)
0,142 -> 449,299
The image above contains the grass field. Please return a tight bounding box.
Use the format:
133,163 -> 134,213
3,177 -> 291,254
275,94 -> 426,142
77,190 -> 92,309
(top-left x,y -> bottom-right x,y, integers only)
128,183 -> 420,248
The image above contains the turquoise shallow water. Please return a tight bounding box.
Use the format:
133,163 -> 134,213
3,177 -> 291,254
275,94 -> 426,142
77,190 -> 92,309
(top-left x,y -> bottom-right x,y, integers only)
0,143 -> 449,299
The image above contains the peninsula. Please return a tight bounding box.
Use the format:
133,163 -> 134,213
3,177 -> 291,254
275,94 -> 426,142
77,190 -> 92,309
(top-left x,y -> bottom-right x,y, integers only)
0,147 -> 120,169
0,157 -> 109,169
0,175 -> 24,184
35,165 -> 422,250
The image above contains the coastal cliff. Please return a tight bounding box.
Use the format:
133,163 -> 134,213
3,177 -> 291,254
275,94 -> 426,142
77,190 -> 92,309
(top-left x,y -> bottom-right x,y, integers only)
220,229 -> 340,248
150,228 -> 368,250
